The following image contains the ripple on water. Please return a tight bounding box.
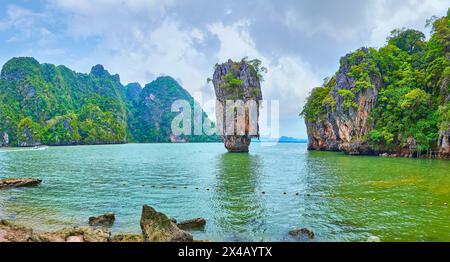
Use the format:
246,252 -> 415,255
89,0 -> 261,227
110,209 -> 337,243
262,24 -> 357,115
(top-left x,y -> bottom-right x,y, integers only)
0,143 -> 449,241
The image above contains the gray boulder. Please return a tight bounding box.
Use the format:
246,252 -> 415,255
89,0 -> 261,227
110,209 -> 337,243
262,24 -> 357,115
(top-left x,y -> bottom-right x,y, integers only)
88,212 -> 115,227
177,218 -> 206,231
34,227 -> 110,242
0,178 -> 42,189
288,228 -> 315,241
140,205 -> 193,242
0,220 -> 34,242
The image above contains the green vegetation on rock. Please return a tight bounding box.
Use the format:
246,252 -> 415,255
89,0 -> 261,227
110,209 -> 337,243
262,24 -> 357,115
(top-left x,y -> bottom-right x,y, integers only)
301,86 -> 332,122
302,9 -> 450,155
126,76 -> 219,143
337,89 -> 358,111
0,59 -> 218,146
0,58 -> 126,146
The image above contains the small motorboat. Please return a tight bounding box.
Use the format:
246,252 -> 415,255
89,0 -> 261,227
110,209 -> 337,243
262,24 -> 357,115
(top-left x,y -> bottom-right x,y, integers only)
32,145 -> 49,151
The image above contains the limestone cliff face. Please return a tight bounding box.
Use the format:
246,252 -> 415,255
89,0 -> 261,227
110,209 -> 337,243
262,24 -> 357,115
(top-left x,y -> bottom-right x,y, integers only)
304,11 -> 450,159
212,59 -> 263,152
306,48 -> 382,155
304,46 -> 450,159
438,130 -> 450,156
1,132 -> 8,146
438,72 -> 450,157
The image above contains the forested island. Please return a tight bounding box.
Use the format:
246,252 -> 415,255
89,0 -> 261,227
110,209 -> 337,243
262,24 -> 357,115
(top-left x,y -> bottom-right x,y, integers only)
302,11 -> 449,159
0,58 -> 218,147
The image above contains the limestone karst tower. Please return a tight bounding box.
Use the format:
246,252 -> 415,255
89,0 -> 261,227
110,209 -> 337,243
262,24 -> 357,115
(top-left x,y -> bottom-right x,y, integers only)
212,59 -> 264,152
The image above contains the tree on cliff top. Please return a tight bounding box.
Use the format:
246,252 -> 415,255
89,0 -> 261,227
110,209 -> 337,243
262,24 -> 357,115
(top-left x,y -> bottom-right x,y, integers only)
301,9 -> 449,154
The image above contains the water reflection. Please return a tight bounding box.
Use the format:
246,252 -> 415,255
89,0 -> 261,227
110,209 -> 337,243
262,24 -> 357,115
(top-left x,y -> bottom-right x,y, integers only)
1,144 -> 449,241
301,151 -> 371,241
212,153 -> 266,241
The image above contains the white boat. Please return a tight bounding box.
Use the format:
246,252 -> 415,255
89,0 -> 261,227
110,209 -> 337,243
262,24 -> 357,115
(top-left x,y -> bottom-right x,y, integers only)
33,146 -> 49,151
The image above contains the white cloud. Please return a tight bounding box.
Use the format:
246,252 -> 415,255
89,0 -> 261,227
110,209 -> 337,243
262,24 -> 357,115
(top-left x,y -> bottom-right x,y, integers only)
207,20 -> 259,61
283,9 -> 367,42
72,18 -> 210,95
50,1 -> 323,119
265,56 -> 321,115
2,0 -> 447,137
367,0 -> 449,47
0,5 -> 48,42
0,4 -> 66,62
51,0 -> 175,39
47,0 -> 211,97
208,20 -> 321,116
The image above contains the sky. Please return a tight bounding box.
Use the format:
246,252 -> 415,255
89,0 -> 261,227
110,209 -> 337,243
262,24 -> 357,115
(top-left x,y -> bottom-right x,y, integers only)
0,0 -> 448,138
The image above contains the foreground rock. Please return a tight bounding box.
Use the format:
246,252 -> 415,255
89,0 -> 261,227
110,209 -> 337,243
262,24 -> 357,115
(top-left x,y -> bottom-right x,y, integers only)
2,207 -> 204,242
111,234 -> 144,242
0,220 -> 33,242
88,212 -> 115,227
34,227 -> 110,242
0,178 -> 42,188
0,220 -> 112,242
0,220 -> 139,242
212,59 -> 264,153
140,205 -> 193,242
177,218 -> 206,231
288,228 -> 315,241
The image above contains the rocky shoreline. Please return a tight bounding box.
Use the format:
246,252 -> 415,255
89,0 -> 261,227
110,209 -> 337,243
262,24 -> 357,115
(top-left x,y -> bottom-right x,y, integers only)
0,218 -> 320,242
0,205 -> 208,242
308,143 -> 450,160
0,192 -> 318,242
0,178 -> 367,242
0,179 -> 209,242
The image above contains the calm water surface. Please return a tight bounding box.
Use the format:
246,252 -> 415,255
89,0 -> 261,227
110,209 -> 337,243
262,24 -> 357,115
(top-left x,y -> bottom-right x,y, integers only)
0,143 -> 449,241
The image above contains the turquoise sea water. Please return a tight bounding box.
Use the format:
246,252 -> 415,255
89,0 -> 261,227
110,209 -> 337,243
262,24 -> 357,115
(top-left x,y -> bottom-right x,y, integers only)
0,143 -> 449,241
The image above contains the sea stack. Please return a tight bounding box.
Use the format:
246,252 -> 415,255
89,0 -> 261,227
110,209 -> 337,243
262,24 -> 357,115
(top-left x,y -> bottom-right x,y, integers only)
212,59 -> 264,153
